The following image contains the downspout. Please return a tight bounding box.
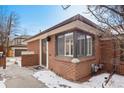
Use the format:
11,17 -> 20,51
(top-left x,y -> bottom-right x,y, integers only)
46,36 -> 51,69
39,39 -> 42,66
46,41 -> 49,68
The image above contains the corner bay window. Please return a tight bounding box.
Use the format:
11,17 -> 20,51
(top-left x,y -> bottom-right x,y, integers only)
57,31 -> 93,57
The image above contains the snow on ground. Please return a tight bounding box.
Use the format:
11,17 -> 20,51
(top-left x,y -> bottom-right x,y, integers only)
0,79 -> 6,88
6,57 -> 21,67
106,74 -> 124,88
33,70 -> 124,88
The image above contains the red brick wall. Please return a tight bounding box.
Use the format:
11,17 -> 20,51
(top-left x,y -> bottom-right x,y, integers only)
27,40 -> 40,65
48,35 -> 76,80
74,37 -> 101,80
100,39 -> 121,72
100,39 -> 114,72
27,40 -> 40,54
100,39 -> 114,63
75,57 -> 97,80
95,36 -> 101,63
48,35 -> 100,81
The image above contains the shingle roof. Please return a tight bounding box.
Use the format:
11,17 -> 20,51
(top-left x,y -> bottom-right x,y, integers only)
26,14 -> 101,41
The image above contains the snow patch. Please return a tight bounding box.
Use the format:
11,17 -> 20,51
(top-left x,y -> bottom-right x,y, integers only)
6,57 -> 21,67
106,74 -> 124,88
33,70 -> 110,88
71,58 -> 80,63
33,70 -> 124,88
0,79 -> 6,88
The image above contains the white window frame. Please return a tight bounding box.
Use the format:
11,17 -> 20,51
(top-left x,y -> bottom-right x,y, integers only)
86,35 -> 92,56
77,34 -> 85,56
64,32 -> 73,57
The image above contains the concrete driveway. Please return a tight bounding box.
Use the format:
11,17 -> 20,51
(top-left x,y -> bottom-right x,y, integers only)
0,64 -> 47,88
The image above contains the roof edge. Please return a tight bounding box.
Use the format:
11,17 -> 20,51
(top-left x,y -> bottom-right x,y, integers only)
26,14 -> 101,42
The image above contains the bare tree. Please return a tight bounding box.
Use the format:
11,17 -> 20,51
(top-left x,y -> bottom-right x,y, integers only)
0,6 -> 7,47
87,6 -> 124,34
87,6 -> 124,59
0,6 -> 19,56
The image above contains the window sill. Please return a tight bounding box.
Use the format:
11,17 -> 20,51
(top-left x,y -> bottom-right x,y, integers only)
119,61 -> 124,65
78,56 -> 96,62
55,56 -> 73,63
55,55 -> 96,63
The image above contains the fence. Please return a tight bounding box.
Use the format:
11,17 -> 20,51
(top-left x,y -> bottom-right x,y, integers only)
116,62 -> 124,75
21,54 -> 39,66
0,57 -> 6,69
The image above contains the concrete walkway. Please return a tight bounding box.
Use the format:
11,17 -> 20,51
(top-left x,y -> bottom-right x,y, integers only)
0,65 -> 47,88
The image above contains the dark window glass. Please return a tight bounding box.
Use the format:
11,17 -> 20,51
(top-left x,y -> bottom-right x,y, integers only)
65,33 -> 73,56
77,32 -> 86,57
57,35 -> 64,56
77,32 -> 93,57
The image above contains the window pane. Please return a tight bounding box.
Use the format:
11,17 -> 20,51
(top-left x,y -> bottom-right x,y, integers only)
77,32 -> 93,57
86,35 -> 92,56
65,33 -> 73,56
77,33 -> 85,56
65,39 -> 69,55
77,40 -> 80,56
70,39 -> 73,55
82,38 -> 85,56
57,35 -> 64,56
57,32 -> 73,57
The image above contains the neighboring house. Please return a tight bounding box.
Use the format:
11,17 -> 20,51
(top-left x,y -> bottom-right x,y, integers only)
25,14 -> 124,81
9,35 -> 31,57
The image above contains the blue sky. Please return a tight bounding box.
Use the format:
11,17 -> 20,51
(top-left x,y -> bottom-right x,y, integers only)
6,5 -> 96,36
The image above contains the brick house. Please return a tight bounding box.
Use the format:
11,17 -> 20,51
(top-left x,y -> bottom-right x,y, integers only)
24,14 -> 124,81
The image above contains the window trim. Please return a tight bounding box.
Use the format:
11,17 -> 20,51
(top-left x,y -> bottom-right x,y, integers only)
56,32 -> 74,57
77,34 -> 86,57
86,35 -> 93,56
64,32 -> 73,57
76,31 -> 93,57
57,34 -> 64,56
